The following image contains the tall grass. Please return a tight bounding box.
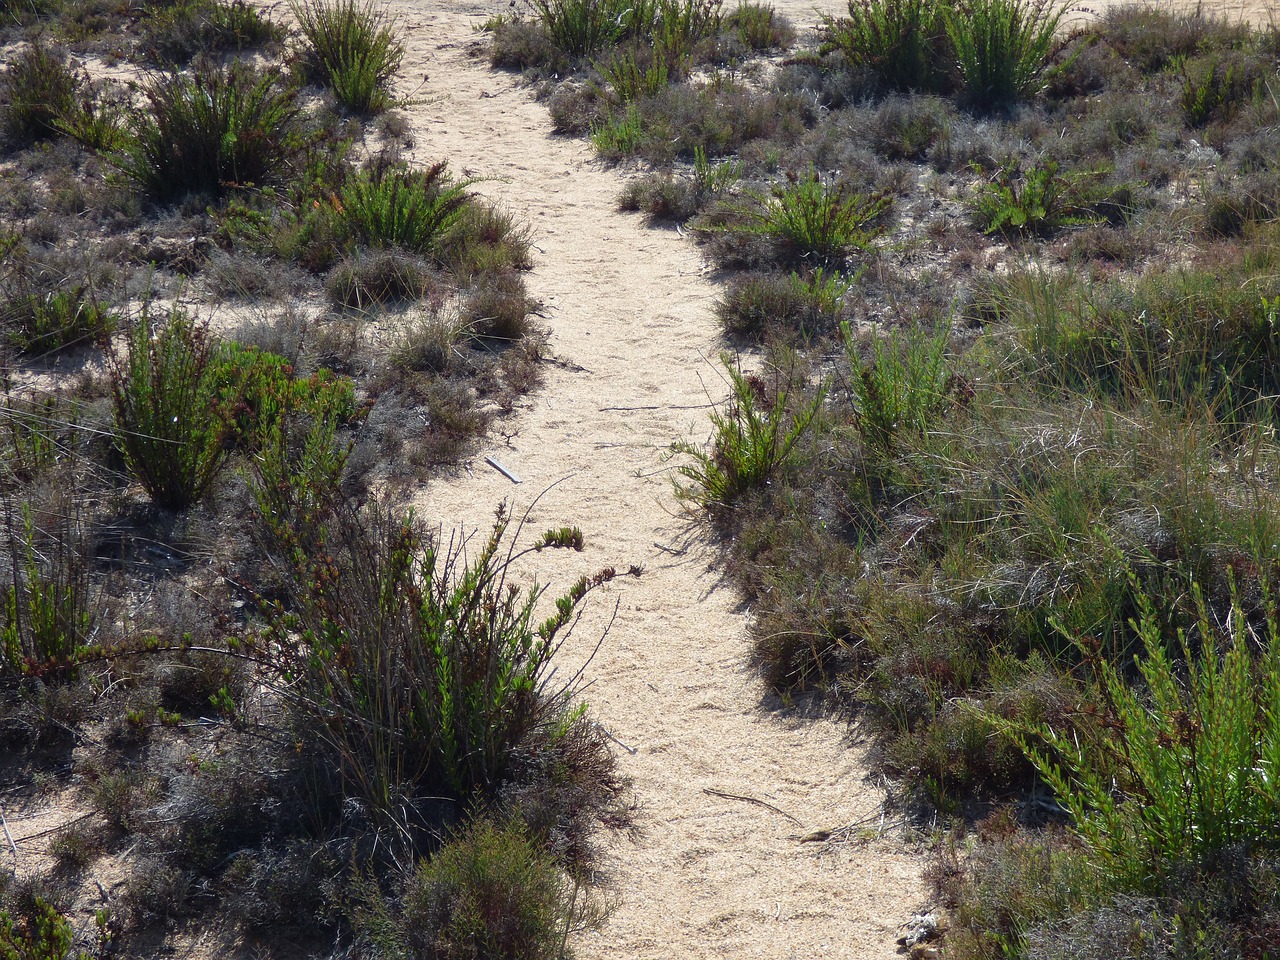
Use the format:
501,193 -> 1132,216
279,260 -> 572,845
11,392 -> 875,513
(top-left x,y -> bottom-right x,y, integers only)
290,0 -> 404,114
528,0 -> 656,57
739,172 -> 891,264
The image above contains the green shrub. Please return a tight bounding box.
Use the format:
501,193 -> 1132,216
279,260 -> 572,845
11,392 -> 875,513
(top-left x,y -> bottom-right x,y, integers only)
528,0 -> 655,58
736,172 -> 890,265
672,356 -> 824,509
1009,579 -> 1280,893
253,500 -> 628,843
290,0 -> 404,114
341,161 -> 475,255
0,42 -> 78,145
820,0 -> 950,94
112,63 -> 299,201
1,500 -> 93,685
589,104 -> 644,158
725,2 -> 792,51
945,0 -> 1066,107
109,308 -> 237,509
396,818 -> 601,960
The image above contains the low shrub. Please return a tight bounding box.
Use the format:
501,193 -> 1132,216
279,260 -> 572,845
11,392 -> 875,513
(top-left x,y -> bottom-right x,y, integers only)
341,161 -> 475,256
528,0 -> 654,58
945,0 -> 1067,108
0,42 -> 78,146
717,268 -> 853,338
393,817 -> 603,960
969,159 -> 1102,237
725,2 -> 793,52
251,498 -> 630,848
1008,580 -> 1280,893
141,0 -> 284,64
290,0 -> 404,114
820,0 -> 950,94
108,307 -> 237,509
325,251 -> 434,308
461,271 -> 535,341
112,62 -> 299,201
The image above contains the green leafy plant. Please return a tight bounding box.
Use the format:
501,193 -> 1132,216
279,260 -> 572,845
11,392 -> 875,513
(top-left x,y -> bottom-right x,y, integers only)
672,355 -> 825,508
290,0 -> 404,114
845,320 -> 950,454
1007,578 -> 1280,892
969,159 -> 1101,236
589,103 -> 645,157
340,161 -> 475,255
109,307 -> 237,510
945,0 -> 1067,107
111,62 -> 299,200
820,0 -> 950,94
739,172 -> 890,264
0,41 -> 78,144
0,897 -> 75,960
598,45 -> 671,102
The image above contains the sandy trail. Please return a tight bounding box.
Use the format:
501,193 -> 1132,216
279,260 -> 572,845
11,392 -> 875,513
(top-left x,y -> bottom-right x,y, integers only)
371,1 -> 931,956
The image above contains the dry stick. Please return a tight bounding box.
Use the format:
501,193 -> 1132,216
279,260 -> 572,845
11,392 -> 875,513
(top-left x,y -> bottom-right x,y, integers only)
11,811 -> 94,845
703,788 -> 801,825
599,402 -> 718,412
483,455 -> 522,483
0,806 -> 16,859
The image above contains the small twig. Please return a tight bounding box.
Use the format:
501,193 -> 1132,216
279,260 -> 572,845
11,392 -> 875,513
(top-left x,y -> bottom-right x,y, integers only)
652,541 -> 687,556
600,402 -> 718,412
703,787 -> 801,825
0,806 -> 17,859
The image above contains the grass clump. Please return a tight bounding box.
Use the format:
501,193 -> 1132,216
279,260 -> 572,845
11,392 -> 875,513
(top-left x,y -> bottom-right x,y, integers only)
291,0 -> 405,113
1,500 -> 94,685
672,356 -> 824,509
0,42 -> 78,146
111,62 -> 299,201
1,280 -> 116,357
732,172 -> 890,266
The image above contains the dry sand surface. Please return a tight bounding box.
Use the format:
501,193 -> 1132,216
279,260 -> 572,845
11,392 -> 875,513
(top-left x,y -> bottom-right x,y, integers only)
243,0 -> 1276,956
